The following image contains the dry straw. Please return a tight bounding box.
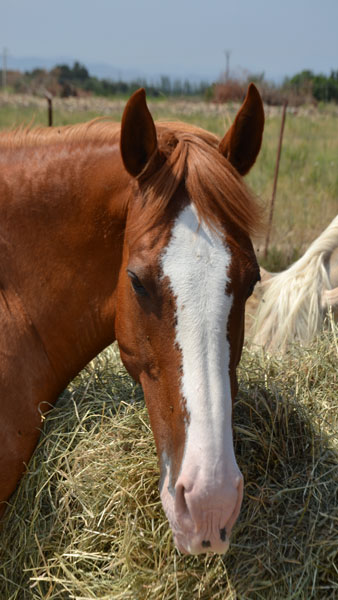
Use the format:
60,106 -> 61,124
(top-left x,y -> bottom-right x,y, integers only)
0,319 -> 337,600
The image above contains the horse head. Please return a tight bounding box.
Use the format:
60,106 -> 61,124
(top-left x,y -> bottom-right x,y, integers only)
115,85 -> 264,554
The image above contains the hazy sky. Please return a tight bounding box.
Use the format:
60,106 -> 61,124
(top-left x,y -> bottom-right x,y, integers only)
1,0 -> 337,82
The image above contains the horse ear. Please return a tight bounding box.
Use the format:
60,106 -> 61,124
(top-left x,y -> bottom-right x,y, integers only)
219,83 -> 264,176
120,88 -> 158,177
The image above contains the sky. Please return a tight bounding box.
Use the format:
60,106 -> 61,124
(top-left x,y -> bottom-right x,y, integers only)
1,0 -> 338,83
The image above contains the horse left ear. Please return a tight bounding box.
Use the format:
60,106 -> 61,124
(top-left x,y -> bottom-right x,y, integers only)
219,83 -> 264,176
120,88 -> 158,177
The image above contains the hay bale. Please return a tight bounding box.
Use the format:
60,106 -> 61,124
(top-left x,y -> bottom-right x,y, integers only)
1,322 -> 337,600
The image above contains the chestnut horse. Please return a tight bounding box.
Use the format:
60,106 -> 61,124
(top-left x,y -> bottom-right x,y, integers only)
0,84 -> 264,554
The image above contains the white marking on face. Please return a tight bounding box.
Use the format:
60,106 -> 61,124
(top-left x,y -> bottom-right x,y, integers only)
161,203 -> 238,486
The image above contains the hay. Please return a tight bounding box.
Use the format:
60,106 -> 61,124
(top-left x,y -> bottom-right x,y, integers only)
0,320 -> 337,600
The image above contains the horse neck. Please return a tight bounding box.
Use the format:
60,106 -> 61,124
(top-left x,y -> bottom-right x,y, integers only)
0,140 -> 130,398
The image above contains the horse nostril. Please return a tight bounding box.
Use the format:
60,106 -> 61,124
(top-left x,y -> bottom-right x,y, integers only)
220,527 -> 227,542
175,482 -> 189,516
202,540 -> 211,548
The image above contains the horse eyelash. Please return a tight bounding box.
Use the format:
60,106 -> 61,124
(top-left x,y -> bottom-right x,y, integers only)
127,270 -> 148,296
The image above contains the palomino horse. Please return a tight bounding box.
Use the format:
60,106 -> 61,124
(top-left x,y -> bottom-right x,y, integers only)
0,84 -> 264,554
246,215 -> 338,353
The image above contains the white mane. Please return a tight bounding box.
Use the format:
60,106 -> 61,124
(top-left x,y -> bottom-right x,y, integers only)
249,215 -> 338,353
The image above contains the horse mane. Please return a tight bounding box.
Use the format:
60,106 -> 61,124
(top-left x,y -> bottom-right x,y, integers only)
0,119 -> 262,238
133,121 -> 263,239
249,215 -> 338,352
0,119 -> 121,149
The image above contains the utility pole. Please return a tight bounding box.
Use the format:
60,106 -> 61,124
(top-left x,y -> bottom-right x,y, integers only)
2,47 -> 8,89
224,50 -> 231,82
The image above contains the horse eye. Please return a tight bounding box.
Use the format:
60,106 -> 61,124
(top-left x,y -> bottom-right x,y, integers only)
127,270 -> 148,296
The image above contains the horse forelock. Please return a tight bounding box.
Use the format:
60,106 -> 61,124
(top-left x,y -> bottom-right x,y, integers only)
128,122 -> 263,241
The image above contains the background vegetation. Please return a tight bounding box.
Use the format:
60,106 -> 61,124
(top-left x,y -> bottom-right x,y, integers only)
214,70 -> 338,106
6,61 -> 211,99
5,60 -> 338,105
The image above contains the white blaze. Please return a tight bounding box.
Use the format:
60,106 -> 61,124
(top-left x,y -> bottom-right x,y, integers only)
161,203 -> 237,486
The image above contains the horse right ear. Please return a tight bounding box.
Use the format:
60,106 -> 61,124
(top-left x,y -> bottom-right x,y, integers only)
120,88 -> 158,177
219,83 -> 264,176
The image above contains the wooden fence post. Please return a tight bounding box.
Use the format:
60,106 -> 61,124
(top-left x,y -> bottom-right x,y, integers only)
264,100 -> 288,258
45,92 -> 53,127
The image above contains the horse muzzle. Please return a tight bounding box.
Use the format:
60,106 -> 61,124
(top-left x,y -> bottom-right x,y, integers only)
160,462 -> 244,555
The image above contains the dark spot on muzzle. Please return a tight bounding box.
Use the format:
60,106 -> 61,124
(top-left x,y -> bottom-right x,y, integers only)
220,527 -> 227,542
202,540 -> 211,548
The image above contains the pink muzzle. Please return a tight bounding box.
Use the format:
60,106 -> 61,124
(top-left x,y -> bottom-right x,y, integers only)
161,461 -> 244,554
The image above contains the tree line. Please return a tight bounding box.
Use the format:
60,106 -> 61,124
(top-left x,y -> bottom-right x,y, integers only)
8,61 -> 338,104
13,61 -> 211,98
285,69 -> 338,103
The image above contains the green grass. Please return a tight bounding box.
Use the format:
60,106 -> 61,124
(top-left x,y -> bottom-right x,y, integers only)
0,103 -> 124,129
249,109 -> 338,261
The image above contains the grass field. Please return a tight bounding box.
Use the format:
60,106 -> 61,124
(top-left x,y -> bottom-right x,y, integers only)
0,93 -> 337,599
